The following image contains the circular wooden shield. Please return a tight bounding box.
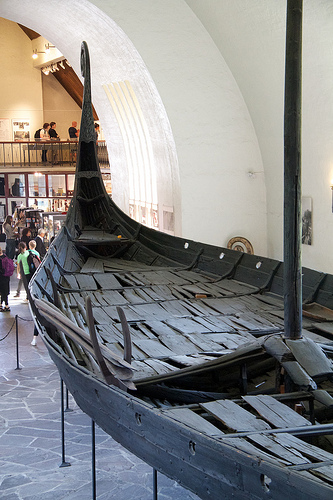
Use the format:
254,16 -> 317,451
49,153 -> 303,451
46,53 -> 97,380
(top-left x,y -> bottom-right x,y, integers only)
227,236 -> 254,254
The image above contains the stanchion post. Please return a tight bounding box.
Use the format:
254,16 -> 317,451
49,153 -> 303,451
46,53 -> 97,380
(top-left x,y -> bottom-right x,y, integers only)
153,468 -> 158,500
92,419 -> 97,500
59,378 -> 71,468
15,315 -> 21,370
64,387 -> 73,412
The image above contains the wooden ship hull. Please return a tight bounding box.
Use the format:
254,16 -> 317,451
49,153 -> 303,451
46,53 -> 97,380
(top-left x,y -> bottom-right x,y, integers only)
29,42 -> 333,499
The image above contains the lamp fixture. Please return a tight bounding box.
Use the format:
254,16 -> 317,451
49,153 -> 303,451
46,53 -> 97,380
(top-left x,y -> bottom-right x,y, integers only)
65,59 -> 71,67
32,49 -> 45,59
59,60 -> 65,70
45,43 -> 55,53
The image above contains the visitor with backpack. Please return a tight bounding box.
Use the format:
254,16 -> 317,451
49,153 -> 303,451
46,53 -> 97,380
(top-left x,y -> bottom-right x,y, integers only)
35,123 -> 50,163
0,247 -> 14,312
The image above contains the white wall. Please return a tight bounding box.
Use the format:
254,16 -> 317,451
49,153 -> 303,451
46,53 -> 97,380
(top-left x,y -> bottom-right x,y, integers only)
0,0 -> 268,255
186,0 -> 333,273
42,73 -> 81,140
0,18 -> 43,140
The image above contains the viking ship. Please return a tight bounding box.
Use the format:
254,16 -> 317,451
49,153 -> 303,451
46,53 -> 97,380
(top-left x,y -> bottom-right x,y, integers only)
29,41 -> 333,499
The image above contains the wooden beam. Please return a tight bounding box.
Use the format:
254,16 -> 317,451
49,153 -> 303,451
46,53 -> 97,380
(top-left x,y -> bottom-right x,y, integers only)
284,0 -> 303,339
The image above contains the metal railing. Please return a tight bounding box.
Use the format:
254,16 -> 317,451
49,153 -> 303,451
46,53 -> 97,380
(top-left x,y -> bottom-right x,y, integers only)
0,140 -> 109,168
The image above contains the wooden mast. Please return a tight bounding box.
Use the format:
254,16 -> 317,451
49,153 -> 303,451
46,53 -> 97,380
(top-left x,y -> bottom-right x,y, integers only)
284,0 -> 303,340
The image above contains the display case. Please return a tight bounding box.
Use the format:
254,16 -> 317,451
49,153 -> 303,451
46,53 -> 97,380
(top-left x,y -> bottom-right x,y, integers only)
25,209 -> 44,238
43,212 -> 66,244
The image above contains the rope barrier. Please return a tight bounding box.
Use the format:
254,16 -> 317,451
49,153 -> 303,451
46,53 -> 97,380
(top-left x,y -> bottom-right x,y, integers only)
0,318 -> 16,341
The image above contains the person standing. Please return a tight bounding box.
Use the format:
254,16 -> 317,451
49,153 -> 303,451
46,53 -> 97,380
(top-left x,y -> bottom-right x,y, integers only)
3,215 -> 19,260
68,121 -> 79,164
94,122 -> 100,144
16,242 -> 30,301
34,228 -> 47,259
40,122 -> 50,163
20,227 -> 32,247
0,247 -> 11,312
14,228 -> 32,298
68,121 -> 79,139
49,122 -> 60,164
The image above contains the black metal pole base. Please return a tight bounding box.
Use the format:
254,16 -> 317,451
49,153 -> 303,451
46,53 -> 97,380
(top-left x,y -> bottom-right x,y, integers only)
153,468 -> 158,500
59,461 -> 71,468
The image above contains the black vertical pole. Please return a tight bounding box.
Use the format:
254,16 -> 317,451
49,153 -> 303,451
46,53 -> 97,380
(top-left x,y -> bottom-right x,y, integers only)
153,468 -> 158,500
92,420 -> 97,500
15,315 -> 21,370
64,387 -> 73,412
59,378 -> 71,468
284,0 -> 303,340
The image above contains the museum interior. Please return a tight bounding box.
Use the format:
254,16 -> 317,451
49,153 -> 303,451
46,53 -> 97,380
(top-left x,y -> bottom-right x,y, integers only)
0,1 -> 333,499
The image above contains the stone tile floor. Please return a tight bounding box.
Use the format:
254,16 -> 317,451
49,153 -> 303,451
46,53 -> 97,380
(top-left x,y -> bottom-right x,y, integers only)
0,278 -> 200,499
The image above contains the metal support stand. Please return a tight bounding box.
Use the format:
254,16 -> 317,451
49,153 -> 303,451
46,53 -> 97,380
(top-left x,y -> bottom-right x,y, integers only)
15,315 -> 21,370
59,378 -> 71,468
92,420 -> 97,500
64,387 -> 73,412
153,468 -> 158,500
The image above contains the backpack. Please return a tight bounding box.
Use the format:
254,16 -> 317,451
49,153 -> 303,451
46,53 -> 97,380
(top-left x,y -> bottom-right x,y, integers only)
1,255 -> 15,277
34,129 -> 41,139
27,250 -> 41,275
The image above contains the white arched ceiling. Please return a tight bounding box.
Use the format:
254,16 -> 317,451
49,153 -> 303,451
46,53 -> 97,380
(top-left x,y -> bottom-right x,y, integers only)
0,0 -> 268,255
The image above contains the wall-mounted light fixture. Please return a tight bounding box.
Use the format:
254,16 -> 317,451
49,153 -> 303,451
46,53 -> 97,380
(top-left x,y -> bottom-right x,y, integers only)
45,43 -> 55,54
32,48 -> 45,59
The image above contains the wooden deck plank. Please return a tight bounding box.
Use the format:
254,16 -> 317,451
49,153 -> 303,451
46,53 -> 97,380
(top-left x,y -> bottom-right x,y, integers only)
158,334 -> 199,355
101,290 -> 128,306
182,299 -> 221,317
201,298 -> 239,315
201,400 -> 271,432
185,333 -> 224,352
248,433 -> 310,465
132,338 -> 174,358
165,317 -> 212,334
160,300 -> 192,317
129,303 -> 171,321
242,395 -> 311,428
93,273 -> 122,290
163,408 -> 224,437
80,257 -> 104,273
75,274 -> 98,290
285,337 -> 333,377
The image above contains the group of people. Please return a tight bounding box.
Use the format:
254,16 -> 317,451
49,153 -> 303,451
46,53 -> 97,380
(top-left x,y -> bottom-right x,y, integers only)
35,120 -> 100,164
0,215 -> 47,344
36,122 -> 60,164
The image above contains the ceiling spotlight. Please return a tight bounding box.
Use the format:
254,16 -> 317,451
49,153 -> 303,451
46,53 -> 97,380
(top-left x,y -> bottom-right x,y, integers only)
59,60 -> 65,70
65,59 -> 71,67
42,67 -> 50,75
32,48 -> 45,59
45,43 -> 55,53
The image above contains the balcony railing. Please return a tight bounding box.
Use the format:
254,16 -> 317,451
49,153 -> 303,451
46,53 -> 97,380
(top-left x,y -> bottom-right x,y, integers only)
0,140 -> 109,168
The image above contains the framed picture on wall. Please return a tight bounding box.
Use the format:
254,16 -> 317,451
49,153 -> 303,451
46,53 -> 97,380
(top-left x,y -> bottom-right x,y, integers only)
302,196 -> 312,245
0,119 -> 11,141
12,119 -> 30,141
